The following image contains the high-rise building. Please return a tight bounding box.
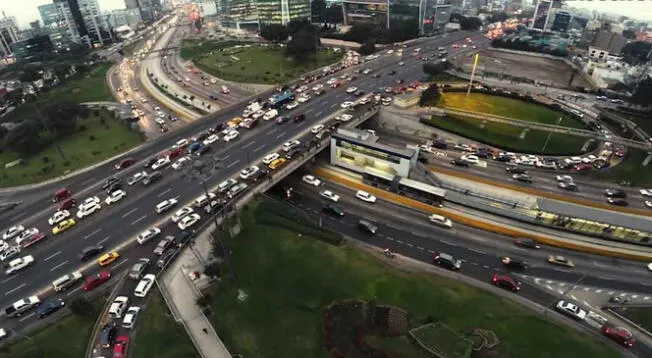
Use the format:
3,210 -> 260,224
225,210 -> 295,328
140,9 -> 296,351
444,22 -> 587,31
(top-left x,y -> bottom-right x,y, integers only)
256,0 -> 311,25
547,8 -> 571,33
106,8 -> 142,28
593,29 -> 627,54
530,0 -> 551,31
39,3 -> 61,28
341,0 -> 450,34
0,16 -> 19,57
9,35 -> 55,61
342,0 -> 390,28
53,0 -> 111,47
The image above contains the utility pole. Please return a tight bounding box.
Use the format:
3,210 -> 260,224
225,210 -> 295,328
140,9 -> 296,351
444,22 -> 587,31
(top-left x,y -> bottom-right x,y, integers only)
466,53 -> 479,97
541,116 -> 562,153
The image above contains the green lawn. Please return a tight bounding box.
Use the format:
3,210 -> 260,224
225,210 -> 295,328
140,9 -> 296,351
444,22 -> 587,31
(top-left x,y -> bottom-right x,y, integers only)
613,307 -> 652,333
207,204 -> 620,358
192,44 -> 342,84
422,115 -> 597,155
2,62 -> 114,124
591,149 -> 652,186
0,111 -> 143,187
2,302 -> 100,358
180,39 -> 246,60
132,292 -> 199,358
436,92 -> 584,129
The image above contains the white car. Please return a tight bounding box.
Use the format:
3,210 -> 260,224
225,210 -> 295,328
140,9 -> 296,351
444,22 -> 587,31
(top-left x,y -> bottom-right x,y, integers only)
155,199 -> 178,214
327,77 -> 338,85
134,274 -> 155,298
171,207 -> 194,223
341,101 -> 355,109
297,94 -> 311,103
296,85 -> 308,93
359,97 -> 370,105
428,214 -> 453,228
14,228 -> 39,246
173,139 -> 188,149
210,78 -> 217,84
76,201 -> 101,219
2,226 -> 24,241
0,246 -> 20,262
48,211 -> 70,226
263,152 -> 280,164
136,227 -> 161,245
240,166 -> 260,180
128,171 -> 148,185
320,190 -> 340,202
194,193 -> 216,207
286,101 -> 299,110
155,117 -> 165,125
151,157 -> 170,170
311,124 -> 325,134
282,140 -> 301,152
398,61 -> 405,66
251,110 -> 266,119
263,110 -> 278,121
5,255 -> 35,275
312,84 -> 324,91
153,105 -> 161,111
203,134 -> 219,146
302,175 -> 322,186
355,190 -> 377,203
338,114 -> 353,122
122,306 -> 141,329
461,155 -> 479,165
216,179 -> 237,194
556,300 -> 587,320
105,190 -> 127,205
178,213 -> 201,230
172,156 -> 192,170
346,87 -> 358,94
556,175 -> 574,182
223,130 -> 239,142
640,189 -> 652,197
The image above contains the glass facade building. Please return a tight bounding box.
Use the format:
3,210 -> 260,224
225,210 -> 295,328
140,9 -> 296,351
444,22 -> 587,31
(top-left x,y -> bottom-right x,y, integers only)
341,0 -> 451,35
530,0 -> 551,31
221,0 -> 311,29
549,10 -> 571,33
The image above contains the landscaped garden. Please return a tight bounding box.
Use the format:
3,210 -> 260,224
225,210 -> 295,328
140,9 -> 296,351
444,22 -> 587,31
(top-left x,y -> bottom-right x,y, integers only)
185,42 -> 342,84
205,201 -> 620,358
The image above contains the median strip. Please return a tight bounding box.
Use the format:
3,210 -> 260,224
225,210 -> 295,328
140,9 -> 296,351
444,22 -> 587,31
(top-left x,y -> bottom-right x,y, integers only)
429,165 -> 652,217
313,167 -> 652,262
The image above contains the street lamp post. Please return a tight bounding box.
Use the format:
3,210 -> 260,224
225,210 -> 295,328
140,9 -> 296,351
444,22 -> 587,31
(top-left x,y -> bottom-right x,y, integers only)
541,116 -> 563,153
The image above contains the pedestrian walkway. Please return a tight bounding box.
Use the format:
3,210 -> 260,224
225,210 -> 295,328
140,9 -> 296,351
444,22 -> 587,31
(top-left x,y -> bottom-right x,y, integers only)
158,228 -> 231,358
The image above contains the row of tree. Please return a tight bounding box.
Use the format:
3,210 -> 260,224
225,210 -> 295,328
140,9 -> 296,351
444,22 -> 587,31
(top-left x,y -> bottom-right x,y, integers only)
324,21 -> 420,45
490,38 -> 567,57
259,20 -> 321,62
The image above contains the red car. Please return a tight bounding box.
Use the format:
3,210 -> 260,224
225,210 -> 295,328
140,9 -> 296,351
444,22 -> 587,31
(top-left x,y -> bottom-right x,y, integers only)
82,271 -> 111,291
601,325 -> 635,347
115,158 -> 136,171
113,336 -> 129,358
491,273 -> 521,292
57,197 -> 76,211
20,232 -> 46,249
574,163 -> 593,172
167,147 -> 184,160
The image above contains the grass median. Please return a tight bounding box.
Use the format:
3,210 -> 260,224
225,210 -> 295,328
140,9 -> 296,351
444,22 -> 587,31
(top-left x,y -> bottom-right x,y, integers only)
191,44 -> 342,84
422,114 -> 597,155
131,292 -> 199,358
0,110 -> 143,187
206,203 -> 620,358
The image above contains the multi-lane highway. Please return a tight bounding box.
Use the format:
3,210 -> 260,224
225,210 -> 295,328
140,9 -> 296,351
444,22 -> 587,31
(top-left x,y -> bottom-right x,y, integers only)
0,31 -> 481,333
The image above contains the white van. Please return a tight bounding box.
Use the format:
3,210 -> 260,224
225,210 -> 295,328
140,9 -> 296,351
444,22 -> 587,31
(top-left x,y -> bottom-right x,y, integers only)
263,109 -> 278,121
428,214 -> 453,228
52,271 -> 83,292
134,274 -> 155,298
108,296 -> 129,319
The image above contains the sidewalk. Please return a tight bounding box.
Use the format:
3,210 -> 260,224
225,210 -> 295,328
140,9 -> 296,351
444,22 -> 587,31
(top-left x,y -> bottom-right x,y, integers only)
159,228 -> 231,358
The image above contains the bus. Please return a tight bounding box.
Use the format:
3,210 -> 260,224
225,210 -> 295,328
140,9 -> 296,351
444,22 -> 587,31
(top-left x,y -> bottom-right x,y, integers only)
362,168 -> 398,191
397,177 -> 446,206
269,92 -> 295,109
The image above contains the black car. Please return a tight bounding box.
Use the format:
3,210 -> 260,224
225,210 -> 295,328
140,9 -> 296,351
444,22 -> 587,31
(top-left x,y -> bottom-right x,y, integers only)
157,249 -> 177,268
607,198 -> 628,206
293,114 -> 305,123
251,169 -> 270,182
512,174 -> 532,183
79,245 -> 104,261
604,189 -> 626,198
102,177 -> 121,191
432,252 -> 462,270
176,230 -> 195,247
36,299 -> 65,319
494,155 -> 511,162
213,122 -> 225,133
99,322 -> 117,347
285,148 -> 302,159
358,220 -> 377,234
387,70 -> 396,76
501,257 -> 527,271
514,238 -> 540,249
142,171 -> 162,186
196,146 -> 213,156
372,73 -> 380,78
204,199 -> 226,214
143,157 -> 157,169
209,95 -> 218,100
451,159 -> 469,167
276,116 -> 291,124
323,204 -> 344,217
505,166 -> 527,174
160,125 -> 169,133
105,181 -> 123,194
195,132 -> 209,143
354,90 -> 365,97
432,140 -> 448,149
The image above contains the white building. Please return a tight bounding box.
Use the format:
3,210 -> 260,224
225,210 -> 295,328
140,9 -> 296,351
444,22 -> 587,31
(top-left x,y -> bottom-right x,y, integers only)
198,1 -> 218,17
0,16 -> 19,56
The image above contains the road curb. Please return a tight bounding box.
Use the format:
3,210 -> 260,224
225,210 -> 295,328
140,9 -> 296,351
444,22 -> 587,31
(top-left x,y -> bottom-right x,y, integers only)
313,167 -> 652,262
429,165 -> 652,217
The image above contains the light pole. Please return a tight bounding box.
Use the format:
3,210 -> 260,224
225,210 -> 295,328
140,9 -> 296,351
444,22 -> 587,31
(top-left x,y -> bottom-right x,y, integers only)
541,116 -> 563,153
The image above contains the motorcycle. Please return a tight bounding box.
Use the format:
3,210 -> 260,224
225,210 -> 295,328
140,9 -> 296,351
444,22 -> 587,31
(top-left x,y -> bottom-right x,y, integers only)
384,249 -> 395,258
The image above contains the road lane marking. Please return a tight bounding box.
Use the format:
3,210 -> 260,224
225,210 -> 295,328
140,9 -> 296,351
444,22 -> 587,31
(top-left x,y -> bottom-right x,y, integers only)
18,313 -> 35,322
5,283 -> 25,296
268,128 -> 278,135
315,111 -> 323,117
330,103 -> 338,108
275,132 -> 285,139
219,155 -> 231,161
9,212 -> 26,221
305,109 -> 313,114
44,251 -> 62,262
66,286 -> 82,296
468,248 -> 487,254
253,144 -> 265,152
406,243 -> 414,247
1,276 -> 16,284
111,258 -> 130,271
157,188 -> 172,197
131,215 -> 147,225
83,229 -> 102,240
50,260 -> 69,272
386,237 -> 394,241
98,236 -> 110,245
227,160 -> 241,168
122,208 -> 138,218
242,141 -> 256,150
81,177 -> 97,186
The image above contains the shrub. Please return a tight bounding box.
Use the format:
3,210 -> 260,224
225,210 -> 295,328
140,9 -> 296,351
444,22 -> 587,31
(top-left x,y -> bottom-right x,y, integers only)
42,156 -> 49,163
88,135 -> 96,141
78,124 -> 87,132
91,150 -> 102,156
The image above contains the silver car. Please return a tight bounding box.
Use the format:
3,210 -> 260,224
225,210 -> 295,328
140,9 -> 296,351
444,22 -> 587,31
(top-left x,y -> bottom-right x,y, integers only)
128,258 -> 150,280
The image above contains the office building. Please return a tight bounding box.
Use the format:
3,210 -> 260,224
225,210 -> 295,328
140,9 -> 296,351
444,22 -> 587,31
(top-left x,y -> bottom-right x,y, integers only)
126,0 -> 155,22
39,3 -> 60,28
256,0 -> 311,25
530,0 -> 551,31
569,15 -> 587,31
53,0 -> 111,47
106,8 -> 142,28
0,16 -> 19,56
341,0 -> 450,35
547,8 -> 571,33
418,1 -> 452,35
9,35 -> 55,61
593,29 -> 627,54
221,0 -> 259,29
342,0 -> 390,28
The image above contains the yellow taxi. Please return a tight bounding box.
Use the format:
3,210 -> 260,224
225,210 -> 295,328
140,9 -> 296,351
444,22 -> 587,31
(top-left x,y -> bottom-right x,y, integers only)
52,218 -> 76,235
547,255 -> 574,268
98,251 -> 120,267
268,158 -> 287,170
227,117 -> 242,128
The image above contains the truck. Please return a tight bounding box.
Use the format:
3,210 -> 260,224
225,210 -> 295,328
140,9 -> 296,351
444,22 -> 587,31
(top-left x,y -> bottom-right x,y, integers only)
5,296 -> 40,317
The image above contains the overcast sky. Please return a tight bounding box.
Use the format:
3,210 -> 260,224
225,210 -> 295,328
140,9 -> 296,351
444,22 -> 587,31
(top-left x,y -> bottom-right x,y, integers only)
3,0 -> 652,29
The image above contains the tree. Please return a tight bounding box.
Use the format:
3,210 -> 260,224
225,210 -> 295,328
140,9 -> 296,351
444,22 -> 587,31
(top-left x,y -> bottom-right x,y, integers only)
43,102 -> 85,137
285,29 -> 319,61
419,84 -> 441,107
358,41 -> 376,56
3,88 -> 24,105
20,63 -> 44,83
631,77 -> 652,107
194,18 -> 203,32
287,19 -> 315,35
53,62 -> 72,81
195,294 -> 212,308
489,12 -> 508,23
204,261 -> 221,278
422,61 -> 451,76
69,297 -> 94,316
311,0 -> 327,23
460,17 -> 483,31
5,121 -> 41,155
621,41 -> 651,64
260,24 -> 290,43
622,29 -> 636,40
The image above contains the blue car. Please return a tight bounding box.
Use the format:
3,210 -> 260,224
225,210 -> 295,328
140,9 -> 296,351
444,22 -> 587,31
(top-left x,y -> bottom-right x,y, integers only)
188,142 -> 202,154
36,298 -> 65,319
